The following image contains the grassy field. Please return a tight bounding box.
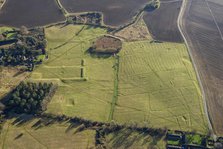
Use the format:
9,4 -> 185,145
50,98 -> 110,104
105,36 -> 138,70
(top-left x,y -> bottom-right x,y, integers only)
0,67 -> 29,99
0,27 -> 13,34
113,41 -> 208,133
0,118 -> 95,149
29,25 -> 115,122
0,117 -> 167,149
28,24 -> 208,133
104,128 -> 165,149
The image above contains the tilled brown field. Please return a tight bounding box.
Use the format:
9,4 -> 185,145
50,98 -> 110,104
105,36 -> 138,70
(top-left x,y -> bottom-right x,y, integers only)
60,0 -> 148,27
143,1 -> 183,43
0,0 -> 65,27
182,0 -> 223,135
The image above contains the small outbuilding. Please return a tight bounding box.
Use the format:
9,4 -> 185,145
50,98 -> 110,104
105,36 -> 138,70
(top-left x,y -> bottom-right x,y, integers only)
90,35 -> 122,54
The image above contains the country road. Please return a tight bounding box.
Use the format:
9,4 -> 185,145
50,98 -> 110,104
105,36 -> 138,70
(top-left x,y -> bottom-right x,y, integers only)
177,0 -> 214,134
0,0 -> 6,10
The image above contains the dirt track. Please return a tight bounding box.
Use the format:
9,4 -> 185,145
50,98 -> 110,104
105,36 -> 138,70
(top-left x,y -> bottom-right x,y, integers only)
180,0 -> 223,135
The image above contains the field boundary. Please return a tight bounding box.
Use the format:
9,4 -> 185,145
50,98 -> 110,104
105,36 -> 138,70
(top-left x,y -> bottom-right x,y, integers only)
108,55 -> 120,121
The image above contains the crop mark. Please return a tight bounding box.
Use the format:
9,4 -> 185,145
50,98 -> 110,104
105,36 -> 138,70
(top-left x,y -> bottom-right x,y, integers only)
205,0 -> 223,40
108,55 -> 120,121
24,128 -> 48,149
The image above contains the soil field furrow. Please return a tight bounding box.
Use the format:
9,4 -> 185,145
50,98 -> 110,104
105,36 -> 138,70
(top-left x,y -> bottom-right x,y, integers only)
0,0 -> 65,28
143,1 -> 183,43
60,0 -> 148,27
181,0 -> 223,135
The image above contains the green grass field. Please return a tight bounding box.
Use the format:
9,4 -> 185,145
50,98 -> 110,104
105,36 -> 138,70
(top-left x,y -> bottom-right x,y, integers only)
0,118 -> 95,149
0,67 -> 29,99
29,25 -> 115,122
113,41 -> 208,133
0,117 -> 166,149
29,25 -> 207,133
105,128 -> 165,149
0,27 -> 13,34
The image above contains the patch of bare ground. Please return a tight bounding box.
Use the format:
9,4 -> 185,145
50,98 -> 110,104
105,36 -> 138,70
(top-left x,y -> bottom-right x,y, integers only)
182,0 -> 223,135
0,67 -> 29,99
143,1 -> 183,42
114,16 -> 152,41
90,35 -> 122,54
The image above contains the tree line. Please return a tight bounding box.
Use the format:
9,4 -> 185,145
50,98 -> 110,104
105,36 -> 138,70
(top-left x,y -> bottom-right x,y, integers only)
4,81 -> 56,114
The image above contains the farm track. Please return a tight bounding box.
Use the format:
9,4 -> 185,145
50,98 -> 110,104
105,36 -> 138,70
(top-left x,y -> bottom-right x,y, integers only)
160,0 -> 182,4
0,0 -> 6,10
179,0 -> 223,135
108,55 -> 120,121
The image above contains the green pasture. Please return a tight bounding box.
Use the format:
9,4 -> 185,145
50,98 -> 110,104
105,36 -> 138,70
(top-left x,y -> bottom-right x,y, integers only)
0,118 -> 95,149
105,128 -> 165,149
29,24 -> 207,133
113,41 -> 208,133
30,25 -> 115,121
0,27 -> 13,34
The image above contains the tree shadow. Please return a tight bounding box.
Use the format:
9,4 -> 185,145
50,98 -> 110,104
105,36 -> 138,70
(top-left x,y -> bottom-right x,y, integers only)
14,133 -> 23,140
85,47 -> 113,59
107,128 -> 153,149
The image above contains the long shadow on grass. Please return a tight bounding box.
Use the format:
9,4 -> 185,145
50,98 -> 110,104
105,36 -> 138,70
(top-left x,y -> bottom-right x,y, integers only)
108,128 -> 162,149
6,113 -> 83,135
85,48 -> 112,59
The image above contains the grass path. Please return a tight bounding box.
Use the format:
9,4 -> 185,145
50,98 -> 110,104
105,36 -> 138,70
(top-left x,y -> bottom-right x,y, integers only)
108,55 -> 120,121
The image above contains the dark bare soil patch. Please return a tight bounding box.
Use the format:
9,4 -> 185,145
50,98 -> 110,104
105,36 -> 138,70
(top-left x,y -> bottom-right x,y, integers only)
143,1 -> 183,42
90,36 -> 122,54
60,0 -> 149,27
0,0 -> 65,28
182,0 -> 223,135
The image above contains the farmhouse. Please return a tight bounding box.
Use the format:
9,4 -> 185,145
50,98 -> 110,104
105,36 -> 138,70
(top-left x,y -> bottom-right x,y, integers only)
90,35 -> 122,54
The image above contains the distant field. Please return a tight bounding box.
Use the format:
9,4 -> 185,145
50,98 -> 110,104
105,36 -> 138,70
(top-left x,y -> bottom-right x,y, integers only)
0,118 -> 95,149
60,0 -> 148,27
0,0 -> 65,27
143,1 -> 183,42
29,25 -> 115,122
182,0 -> 223,135
113,41 -> 208,133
